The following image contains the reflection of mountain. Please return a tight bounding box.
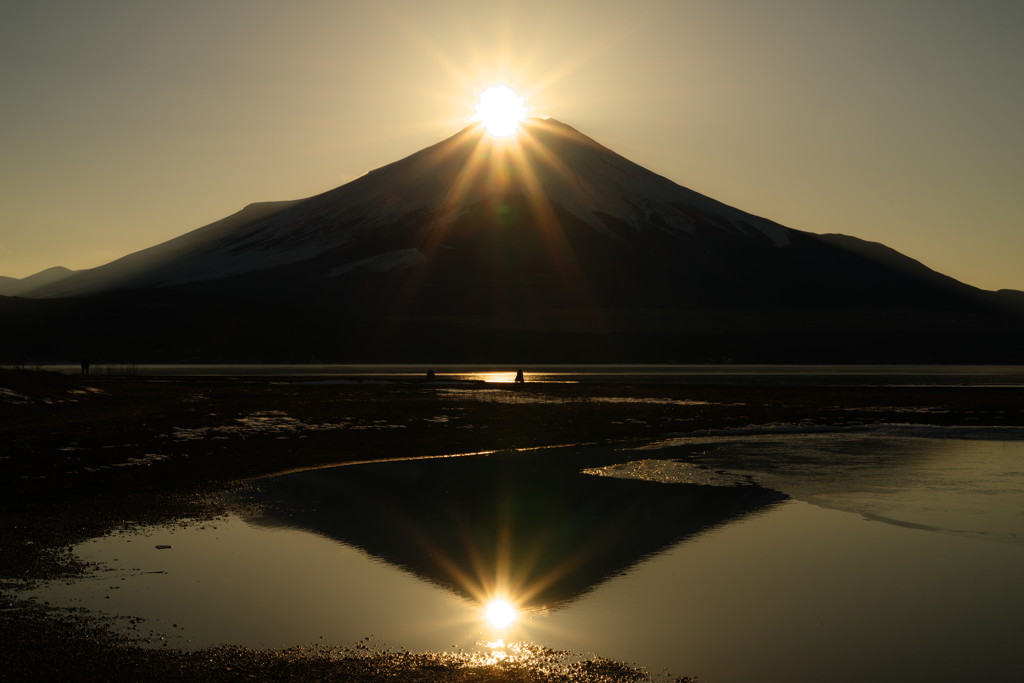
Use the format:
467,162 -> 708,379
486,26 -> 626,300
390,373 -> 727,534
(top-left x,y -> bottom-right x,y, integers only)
248,446 -> 786,609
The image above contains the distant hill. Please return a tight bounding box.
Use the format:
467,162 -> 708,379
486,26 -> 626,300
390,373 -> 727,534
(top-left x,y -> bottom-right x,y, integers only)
0,266 -> 74,297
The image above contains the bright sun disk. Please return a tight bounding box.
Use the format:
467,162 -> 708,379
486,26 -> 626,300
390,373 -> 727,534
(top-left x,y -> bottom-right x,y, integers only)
484,599 -> 517,628
473,86 -> 528,137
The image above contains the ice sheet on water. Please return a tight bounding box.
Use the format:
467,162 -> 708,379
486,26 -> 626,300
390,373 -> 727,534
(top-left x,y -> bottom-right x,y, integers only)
582,459 -> 752,486
626,425 -> 1024,547
0,387 -> 32,404
169,411 -> 406,440
634,422 -> 1024,450
83,453 -> 171,472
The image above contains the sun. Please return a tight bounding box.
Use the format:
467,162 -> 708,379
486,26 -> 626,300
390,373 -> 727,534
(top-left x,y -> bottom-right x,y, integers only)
473,85 -> 528,137
484,599 -> 517,628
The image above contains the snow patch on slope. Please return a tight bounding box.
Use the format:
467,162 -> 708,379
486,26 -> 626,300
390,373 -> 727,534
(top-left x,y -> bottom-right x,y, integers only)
539,128 -> 793,247
327,248 -> 427,278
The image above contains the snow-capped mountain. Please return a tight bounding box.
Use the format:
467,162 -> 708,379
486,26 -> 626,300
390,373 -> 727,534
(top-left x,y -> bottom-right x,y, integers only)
24,119 -> 796,299
5,118 -> 1023,362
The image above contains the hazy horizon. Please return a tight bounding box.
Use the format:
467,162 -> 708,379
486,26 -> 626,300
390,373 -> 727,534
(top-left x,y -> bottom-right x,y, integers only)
3,1 -> 1022,291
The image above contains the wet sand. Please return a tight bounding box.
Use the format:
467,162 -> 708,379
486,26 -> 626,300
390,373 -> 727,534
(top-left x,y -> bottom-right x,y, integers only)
2,368 -> 1022,681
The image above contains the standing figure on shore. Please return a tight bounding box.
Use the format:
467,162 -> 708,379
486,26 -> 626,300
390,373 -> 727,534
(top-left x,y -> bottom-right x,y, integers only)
515,368 -> 525,383
80,356 -> 91,377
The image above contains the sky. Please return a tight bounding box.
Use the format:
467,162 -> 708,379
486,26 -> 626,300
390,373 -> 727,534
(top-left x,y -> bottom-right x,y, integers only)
2,0 -> 1022,291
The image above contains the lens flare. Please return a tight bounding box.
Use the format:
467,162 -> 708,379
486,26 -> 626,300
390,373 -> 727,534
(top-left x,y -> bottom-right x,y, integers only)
473,86 -> 528,137
484,599 -> 517,628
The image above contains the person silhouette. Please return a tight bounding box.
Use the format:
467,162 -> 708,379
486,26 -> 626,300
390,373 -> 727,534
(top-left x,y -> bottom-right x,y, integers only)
80,357 -> 91,377
515,368 -> 524,383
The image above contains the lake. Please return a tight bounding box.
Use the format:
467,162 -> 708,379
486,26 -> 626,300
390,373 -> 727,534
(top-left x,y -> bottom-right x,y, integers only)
20,424 -> 1024,682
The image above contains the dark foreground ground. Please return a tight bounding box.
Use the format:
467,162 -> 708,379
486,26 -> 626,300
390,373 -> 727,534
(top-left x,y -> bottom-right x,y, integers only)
2,368 -> 1022,681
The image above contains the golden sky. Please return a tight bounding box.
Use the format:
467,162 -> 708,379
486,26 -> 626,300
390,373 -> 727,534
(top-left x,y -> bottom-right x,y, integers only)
2,0 -> 1022,291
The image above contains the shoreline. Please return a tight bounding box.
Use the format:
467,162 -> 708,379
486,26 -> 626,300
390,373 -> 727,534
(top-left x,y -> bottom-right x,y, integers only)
3,369 -> 1023,681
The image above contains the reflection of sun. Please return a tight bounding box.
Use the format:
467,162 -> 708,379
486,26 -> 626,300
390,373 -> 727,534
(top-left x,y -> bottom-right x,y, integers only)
463,371 -> 518,383
473,85 -> 528,137
484,599 -> 517,628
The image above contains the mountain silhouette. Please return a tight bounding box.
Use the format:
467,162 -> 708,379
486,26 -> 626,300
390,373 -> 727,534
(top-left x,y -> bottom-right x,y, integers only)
0,266 -> 75,298
3,118 -> 1023,362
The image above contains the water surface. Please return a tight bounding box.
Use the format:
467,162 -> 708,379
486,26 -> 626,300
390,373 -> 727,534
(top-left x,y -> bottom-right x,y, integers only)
20,429 -> 1024,682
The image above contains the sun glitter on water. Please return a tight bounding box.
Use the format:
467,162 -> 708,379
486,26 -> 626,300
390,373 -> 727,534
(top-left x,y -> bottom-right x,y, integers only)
473,85 -> 528,137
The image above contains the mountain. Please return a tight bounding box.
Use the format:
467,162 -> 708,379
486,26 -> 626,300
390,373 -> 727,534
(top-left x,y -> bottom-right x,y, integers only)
3,118 -> 1023,363
22,118 -> 798,301
0,266 -> 74,297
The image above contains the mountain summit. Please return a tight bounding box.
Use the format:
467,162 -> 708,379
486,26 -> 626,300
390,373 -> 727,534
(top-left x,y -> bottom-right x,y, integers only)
5,119 -> 1024,362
